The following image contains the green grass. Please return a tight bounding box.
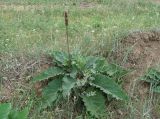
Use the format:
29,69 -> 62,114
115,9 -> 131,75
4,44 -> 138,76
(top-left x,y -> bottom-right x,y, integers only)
0,0 -> 160,56
0,0 -> 64,4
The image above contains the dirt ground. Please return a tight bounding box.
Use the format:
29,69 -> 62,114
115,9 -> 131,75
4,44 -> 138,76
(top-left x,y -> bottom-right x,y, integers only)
112,30 -> 160,118
115,31 -> 160,70
113,30 -> 160,92
0,55 -> 51,102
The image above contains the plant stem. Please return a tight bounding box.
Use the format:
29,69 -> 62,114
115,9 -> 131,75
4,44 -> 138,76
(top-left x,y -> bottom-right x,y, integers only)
64,11 -> 71,67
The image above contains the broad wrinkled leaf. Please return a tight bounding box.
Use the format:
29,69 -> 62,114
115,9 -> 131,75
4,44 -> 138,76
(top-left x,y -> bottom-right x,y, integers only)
0,103 -> 11,119
41,78 -> 62,109
32,67 -> 64,82
82,88 -> 106,118
85,56 -> 107,70
71,55 -> 87,70
85,56 -> 98,69
62,76 -> 76,97
9,108 -> 29,119
90,74 -> 128,100
51,51 -> 69,66
70,66 -> 78,78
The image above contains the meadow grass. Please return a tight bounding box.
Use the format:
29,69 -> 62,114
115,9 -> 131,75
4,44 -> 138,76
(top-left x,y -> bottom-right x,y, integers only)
0,0 -> 160,118
0,0 -> 160,56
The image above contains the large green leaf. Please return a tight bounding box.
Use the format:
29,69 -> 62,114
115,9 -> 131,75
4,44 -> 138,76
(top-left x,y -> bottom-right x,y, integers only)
90,74 -> 128,100
85,56 -> 98,69
0,103 -> 11,119
8,108 -> 29,119
32,67 -> 64,82
51,51 -> 69,66
41,78 -> 62,109
72,55 -> 87,70
85,56 -> 107,70
62,76 -> 76,97
82,88 -> 106,118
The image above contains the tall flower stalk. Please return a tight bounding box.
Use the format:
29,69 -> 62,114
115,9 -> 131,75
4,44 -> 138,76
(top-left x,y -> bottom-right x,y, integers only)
64,11 -> 71,67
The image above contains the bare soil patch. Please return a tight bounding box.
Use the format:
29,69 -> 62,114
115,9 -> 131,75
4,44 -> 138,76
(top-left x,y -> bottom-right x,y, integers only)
115,31 -> 160,71
112,30 -> 160,118
0,54 -> 52,102
113,31 -> 160,92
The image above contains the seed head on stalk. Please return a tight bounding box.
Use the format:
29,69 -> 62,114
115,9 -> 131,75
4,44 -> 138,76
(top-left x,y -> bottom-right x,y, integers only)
64,11 -> 68,26
64,11 -> 71,67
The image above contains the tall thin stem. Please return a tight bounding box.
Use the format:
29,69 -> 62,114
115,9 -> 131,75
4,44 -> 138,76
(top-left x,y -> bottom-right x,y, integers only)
64,11 -> 71,66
